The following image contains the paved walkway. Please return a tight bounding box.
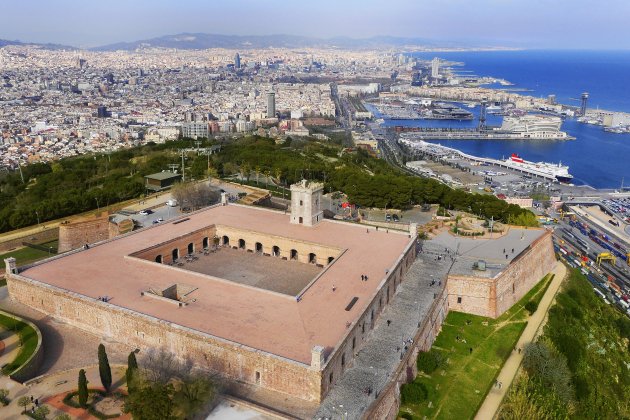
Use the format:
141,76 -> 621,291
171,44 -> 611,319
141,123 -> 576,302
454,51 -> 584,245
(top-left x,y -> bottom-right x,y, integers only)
0,364 -> 128,420
474,262 -> 567,420
315,241 -> 453,420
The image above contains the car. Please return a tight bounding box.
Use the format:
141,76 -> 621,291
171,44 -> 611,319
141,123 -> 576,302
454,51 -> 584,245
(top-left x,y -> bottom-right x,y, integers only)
157,217 -> 164,222
392,214 -> 400,222
385,214 -> 391,221
139,209 -> 153,215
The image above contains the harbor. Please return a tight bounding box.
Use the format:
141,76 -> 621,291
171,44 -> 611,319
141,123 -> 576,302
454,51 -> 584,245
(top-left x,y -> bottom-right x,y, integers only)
393,127 -> 574,140
399,138 -> 573,183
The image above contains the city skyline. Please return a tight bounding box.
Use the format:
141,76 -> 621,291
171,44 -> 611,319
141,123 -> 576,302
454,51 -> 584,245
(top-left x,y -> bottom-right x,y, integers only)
2,0 -> 629,49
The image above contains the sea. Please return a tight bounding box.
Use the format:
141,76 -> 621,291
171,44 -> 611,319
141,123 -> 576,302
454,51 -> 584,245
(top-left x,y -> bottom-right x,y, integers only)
379,50 -> 630,189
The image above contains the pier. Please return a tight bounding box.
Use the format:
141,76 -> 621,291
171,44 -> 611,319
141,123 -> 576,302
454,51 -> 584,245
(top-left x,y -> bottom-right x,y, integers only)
391,127 -> 574,140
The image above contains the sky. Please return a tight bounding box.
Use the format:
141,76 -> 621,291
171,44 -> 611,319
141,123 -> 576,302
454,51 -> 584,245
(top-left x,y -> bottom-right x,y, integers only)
2,0 -> 628,49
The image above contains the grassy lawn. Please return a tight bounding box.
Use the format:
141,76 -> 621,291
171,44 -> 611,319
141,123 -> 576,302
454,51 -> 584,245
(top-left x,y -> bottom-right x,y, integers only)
399,274 -> 554,420
0,240 -> 58,270
0,312 -> 39,375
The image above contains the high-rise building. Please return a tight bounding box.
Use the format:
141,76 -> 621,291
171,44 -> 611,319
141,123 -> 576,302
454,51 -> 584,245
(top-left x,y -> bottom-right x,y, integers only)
234,53 -> 241,69
267,92 -> 276,118
431,57 -> 440,78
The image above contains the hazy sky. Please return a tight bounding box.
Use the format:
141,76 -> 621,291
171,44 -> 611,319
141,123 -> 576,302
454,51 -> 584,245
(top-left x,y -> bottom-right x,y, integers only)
2,0 -> 627,49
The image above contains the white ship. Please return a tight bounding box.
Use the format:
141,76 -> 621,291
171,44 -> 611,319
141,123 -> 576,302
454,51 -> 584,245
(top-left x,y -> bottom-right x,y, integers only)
503,153 -> 573,183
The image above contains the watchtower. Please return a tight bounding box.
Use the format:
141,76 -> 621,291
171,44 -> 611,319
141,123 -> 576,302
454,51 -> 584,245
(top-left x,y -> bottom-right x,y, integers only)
290,180 -> 323,227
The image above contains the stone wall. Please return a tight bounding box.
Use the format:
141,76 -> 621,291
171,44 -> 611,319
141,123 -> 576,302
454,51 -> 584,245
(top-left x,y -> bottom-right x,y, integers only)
319,242 -> 417,397
494,232 -> 556,317
0,227 -> 59,253
58,215 -> 110,253
6,275 -> 322,402
447,230 -> 555,318
364,284 -> 449,420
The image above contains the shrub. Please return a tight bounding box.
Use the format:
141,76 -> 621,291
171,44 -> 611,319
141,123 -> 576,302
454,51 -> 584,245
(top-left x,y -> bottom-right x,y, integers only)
524,301 -> 538,315
400,382 -> 428,404
399,412 -> 414,420
417,350 -> 443,374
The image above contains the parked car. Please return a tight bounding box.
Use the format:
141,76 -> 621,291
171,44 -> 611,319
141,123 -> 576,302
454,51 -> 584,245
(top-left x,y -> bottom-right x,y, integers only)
385,214 -> 391,221
392,214 -> 400,222
139,209 -> 153,215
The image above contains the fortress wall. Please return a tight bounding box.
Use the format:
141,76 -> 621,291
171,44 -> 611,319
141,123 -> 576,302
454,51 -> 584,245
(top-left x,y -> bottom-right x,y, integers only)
365,283 -> 449,420
319,242 -> 417,397
494,231 -> 556,317
58,216 -> 110,253
447,230 -> 556,319
6,274 -> 322,402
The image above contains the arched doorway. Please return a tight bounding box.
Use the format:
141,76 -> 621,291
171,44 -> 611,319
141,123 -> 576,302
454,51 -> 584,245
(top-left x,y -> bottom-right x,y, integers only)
290,249 -> 298,260
309,253 -> 317,264
255,242 -> 263,253
172,248 -> 179,261
299,216 -> 303,224
202,237 -> 209,249
155,255 -> 162,264
222,236 -> 229,246
239,239 -> 246,249
272,246 -> 280,257
187,243 -> 194,255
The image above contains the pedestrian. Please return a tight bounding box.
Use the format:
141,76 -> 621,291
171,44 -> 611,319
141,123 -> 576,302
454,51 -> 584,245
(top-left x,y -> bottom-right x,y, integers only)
361,274 -> 365,281
387,320 -> 391,326
469,347 -> 473,354
332,285 -> 336,292
30,395 -> 33,402
518,348 -> 521,354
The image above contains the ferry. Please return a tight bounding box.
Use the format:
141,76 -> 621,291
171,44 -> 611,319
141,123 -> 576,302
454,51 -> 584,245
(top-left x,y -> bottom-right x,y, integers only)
504,153 -> 573,183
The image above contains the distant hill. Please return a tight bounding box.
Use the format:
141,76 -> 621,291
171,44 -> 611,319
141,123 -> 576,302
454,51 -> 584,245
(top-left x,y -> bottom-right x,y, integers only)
92,33 -> 476,51
0,38 -> 76,50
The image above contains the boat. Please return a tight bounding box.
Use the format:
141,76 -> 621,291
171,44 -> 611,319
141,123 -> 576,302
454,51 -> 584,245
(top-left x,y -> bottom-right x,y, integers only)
503,153 -> 573,183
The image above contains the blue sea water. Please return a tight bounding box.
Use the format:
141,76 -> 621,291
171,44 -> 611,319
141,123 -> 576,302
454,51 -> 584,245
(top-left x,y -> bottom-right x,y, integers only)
390,50 -> 630,189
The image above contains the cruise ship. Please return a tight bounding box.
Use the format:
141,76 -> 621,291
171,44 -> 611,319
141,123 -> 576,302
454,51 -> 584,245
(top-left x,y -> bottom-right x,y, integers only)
503,153 -> 573,183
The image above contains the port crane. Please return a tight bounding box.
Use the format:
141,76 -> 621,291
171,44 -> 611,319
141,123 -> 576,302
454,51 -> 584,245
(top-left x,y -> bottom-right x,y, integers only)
596,252 -> 617,266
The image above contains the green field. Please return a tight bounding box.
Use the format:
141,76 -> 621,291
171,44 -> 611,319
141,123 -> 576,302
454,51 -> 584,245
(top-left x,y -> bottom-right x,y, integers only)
0,312 -> 39,375
0,240 -> 58,270
399,274 -> 553,420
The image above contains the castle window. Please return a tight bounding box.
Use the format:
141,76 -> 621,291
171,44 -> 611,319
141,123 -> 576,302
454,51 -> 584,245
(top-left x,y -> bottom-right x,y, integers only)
300,200 -> 303,206
255,371 -> 261,385
457,297 -> 462,304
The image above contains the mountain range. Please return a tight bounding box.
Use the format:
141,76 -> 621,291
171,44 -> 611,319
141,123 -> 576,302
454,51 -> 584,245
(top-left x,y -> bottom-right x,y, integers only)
0,33 -> 482,51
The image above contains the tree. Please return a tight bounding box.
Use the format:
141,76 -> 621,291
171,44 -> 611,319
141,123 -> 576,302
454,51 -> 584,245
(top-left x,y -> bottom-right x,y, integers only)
173,376 -> 215,418
33,405 -> 50,420
126,351 -> 139,392
98,344 -> 112,392
78,368 -> 89,408
54,414 -> 72,420
0,388 -> 9,405
124,379 -> 177,420
17,395 -> 31,413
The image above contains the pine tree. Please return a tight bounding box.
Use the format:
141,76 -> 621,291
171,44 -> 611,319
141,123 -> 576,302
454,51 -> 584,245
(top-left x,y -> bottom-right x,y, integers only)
98,344 -> 112,392
78,369 -> 89,408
